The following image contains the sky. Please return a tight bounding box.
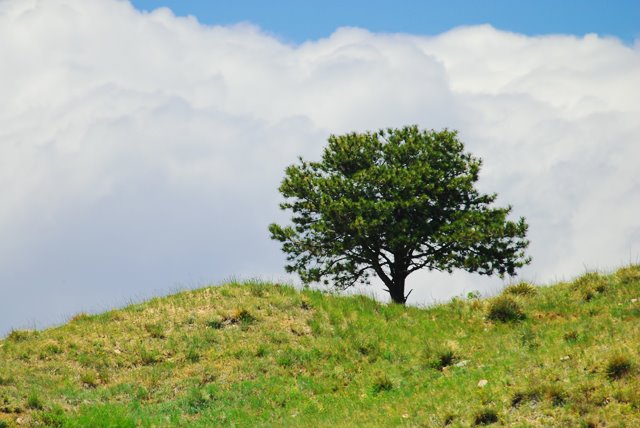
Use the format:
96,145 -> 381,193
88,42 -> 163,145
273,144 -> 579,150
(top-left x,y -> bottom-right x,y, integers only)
129,0 -> 640,44
1,0 -> 639,335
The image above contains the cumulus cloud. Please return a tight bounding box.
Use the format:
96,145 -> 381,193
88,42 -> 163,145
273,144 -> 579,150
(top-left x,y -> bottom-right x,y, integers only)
1,0 -> 639,332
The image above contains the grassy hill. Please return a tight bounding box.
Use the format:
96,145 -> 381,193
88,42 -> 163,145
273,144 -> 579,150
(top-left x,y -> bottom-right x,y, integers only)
1,266 -> 639,427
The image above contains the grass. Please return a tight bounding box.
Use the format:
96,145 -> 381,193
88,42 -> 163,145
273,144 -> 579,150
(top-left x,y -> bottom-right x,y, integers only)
502,282 -> 538,297
486,296 -> 526,322
0,268 -> 640,427
605,355 -> 634,380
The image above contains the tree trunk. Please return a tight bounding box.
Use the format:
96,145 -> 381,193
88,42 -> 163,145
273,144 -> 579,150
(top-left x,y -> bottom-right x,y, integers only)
388,275 -> 407,305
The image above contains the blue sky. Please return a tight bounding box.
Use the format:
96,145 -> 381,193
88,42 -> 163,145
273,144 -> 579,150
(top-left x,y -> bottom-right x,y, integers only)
130,0 -> 640,44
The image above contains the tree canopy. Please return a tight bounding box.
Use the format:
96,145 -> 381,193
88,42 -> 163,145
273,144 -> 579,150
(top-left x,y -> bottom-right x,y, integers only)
269,125 -> 530,304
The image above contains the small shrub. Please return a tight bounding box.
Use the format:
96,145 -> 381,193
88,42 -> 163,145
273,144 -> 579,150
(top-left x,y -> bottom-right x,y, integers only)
510,392 -> 527,407
371,374 -> 393,394
573,272 -> 608,293
487,297 -> 525,322
549,387 -> 568,407
474,408 -> 498,425
0,421 -> 8,428
503,282 -> 537,296
234,308 -> 255,323
355,339 -> 379,359
583,289 -> 596,302
605,355 -> 633,380
431,349 -> 459,370
27,392 -> 44,410
223,308 -> 256,327
70,312 -> 92,322
582,417 -> 602,428
594,283 -> 607,293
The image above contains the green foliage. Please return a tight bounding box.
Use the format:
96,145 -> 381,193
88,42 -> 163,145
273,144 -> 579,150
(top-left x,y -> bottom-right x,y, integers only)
503,282 -> 537,296
519,327 -> 539,350
425,346 -> 461,370
605,355 -> 634,380
563,330 -> 579,343
270,125 -> 530,303
474,408 -> 499,425
214,308 -> 257,332
371,374 -> 394,394
573,272 -> 609,302
487,296 -> 526,322
227,308 -> 255,325
37,405 -> 66,427
206,319 -> 224,329
26,392 -> 44,410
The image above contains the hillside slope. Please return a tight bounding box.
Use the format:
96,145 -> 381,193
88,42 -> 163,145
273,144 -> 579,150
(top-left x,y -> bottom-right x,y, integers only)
1,266 -> 639,427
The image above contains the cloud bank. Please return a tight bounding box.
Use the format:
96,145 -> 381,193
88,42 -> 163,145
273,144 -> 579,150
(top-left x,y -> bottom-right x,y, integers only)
1,0 -> 639,333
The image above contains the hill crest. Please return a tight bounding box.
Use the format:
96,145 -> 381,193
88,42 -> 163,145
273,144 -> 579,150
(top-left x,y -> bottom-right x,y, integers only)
1,266 -> 639,427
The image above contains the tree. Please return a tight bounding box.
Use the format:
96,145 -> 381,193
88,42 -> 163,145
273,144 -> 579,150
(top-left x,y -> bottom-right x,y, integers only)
269,125 -> 530,304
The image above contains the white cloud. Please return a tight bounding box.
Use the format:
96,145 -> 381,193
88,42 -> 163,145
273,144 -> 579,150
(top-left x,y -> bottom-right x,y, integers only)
1,0 -> 639,332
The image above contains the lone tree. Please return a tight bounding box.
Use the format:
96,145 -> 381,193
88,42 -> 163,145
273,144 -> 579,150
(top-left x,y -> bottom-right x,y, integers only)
269,126 -> 530,304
